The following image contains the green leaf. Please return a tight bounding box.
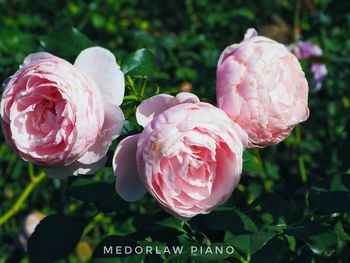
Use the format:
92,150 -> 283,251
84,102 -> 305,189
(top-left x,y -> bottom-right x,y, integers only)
308,188 -> 350,214
330,174 -> 350,191
28,214 -> 89,263
133,210 -> 185,233
230,9 -> 255,20
68,178 -> 126,212
133,210 -> 170,228
259,193 -> 293,223
191,207 -> 257,235
121,48 -> 155,77
128,224 -> 183,243
285,220 -> 337,256
243,150 -> 262,174
335,222 -> 350,242
157,216 -> 185,232
0,28 -> 36,65
131,211 -> 184,242
251,237 -> 285,263
40,27 -> 94,58
228,231 -> 275,257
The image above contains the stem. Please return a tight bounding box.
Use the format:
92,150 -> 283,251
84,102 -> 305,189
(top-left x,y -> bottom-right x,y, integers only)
82,212 -> 104,237
295,124 -> 301,145
295,125 -> 308,182
0,171 -> 46,226
253,149 -> 265,172
126,76 -> 136,94
298,157 -> 307,183
293,0 -> 301,40
140,79 -> 148,99
28,163 -> 35,181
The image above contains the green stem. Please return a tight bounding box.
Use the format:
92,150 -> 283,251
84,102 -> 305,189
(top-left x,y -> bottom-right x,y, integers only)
295,125 -> 307,182
126,75 -> 136,94
82,212 -> 104,237
0,171 -> 46,226
298,157 -> 307,183
140,79 -> 148,99
240,255 -> 250,263
28,163 -> 35,181
253,148 -> 265,172
295,124 -> 301,145
293,0 -> 301,40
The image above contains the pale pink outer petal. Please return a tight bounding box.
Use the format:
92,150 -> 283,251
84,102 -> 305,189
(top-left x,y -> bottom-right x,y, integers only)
217,27 -> 259,70
78,104 -> 124,164
136,92 -> 200,127
136,94 -> 174,127
23,52 -> 56,65
174,92 -> 200,104
74,46 -> 125,106
44,156 -> 107,179
113,134 -> 147,202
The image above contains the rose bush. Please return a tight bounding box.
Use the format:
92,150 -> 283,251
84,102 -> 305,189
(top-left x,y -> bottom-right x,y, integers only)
0,47 -> 125,178
113,92 -> 247,219
216,29 -> 309,147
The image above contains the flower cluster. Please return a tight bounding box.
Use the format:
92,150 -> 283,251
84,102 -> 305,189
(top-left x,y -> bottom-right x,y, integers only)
0,29 -> 310,219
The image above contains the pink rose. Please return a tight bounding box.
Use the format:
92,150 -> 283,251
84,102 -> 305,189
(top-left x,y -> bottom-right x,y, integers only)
113,93 -> 247,219
216,29 -> 309,147
0,47 -> 125,178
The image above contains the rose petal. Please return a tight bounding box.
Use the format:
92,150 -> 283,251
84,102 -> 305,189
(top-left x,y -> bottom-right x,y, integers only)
113,134 -> 147,202
217,28 -> 257,69
244,28 -> 258,40
78,103 -> 124,164
23,52 -> 56,65
217,43 -> 240,69
174,92 -> 200,104
136,92 -> 200,127
136,94 -> 174,127
44,156 -> 107,179
74,47 -> 125,106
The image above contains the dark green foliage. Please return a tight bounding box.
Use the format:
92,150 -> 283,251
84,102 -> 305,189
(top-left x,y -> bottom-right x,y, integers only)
27,215 -> 89,263
67,178 -> 127,212
121,48 -> 156,77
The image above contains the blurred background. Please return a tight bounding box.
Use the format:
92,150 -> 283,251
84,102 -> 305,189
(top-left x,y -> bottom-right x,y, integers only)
1,0 -> 350,262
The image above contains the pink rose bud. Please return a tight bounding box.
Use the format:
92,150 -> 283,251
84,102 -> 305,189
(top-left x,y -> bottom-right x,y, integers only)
24,212 -> 45,238
216,29 -> 309,147
113,93 -> 248,219
0,47 -> 125,178
18,212 -> 45,251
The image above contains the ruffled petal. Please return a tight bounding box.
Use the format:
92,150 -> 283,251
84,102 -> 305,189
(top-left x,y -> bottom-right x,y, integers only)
74,46 -> 125,106
23,52 -> 56,65
113,134 -> 147,202
78,103 -> 124,164
174,92 -> 200,104
136,94 -> 174,127
136,92 -> 200,127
